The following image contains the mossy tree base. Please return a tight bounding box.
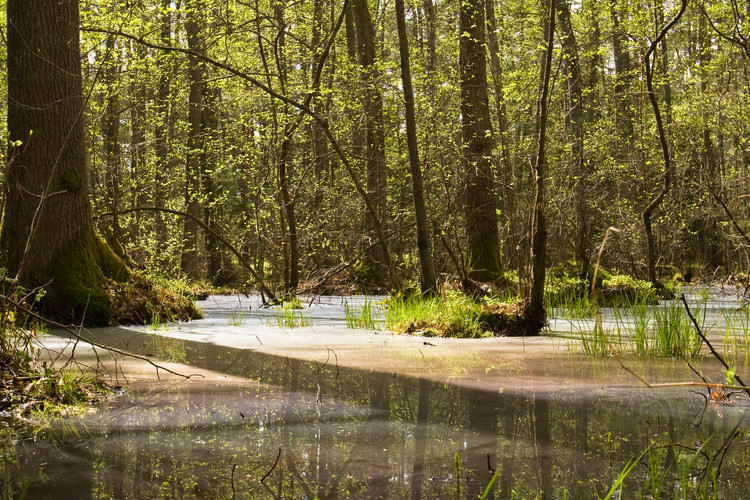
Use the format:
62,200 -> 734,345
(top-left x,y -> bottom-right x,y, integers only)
31,232 -> 201,327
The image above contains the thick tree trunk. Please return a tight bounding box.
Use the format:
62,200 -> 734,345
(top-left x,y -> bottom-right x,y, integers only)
351,0 -> 390,285
556,0 -> 590,276
459,0 -> 501,282
395,0 -> 436,294
2,0 -> 129,325
182,0 -> 207,280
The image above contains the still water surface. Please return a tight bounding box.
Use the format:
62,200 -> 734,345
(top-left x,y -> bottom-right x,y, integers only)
7,291 -> 750,498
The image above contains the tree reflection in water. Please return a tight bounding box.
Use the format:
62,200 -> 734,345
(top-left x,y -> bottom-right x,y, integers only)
6,330 -> 750,499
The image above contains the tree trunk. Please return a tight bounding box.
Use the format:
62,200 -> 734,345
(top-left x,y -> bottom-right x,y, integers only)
182,0 -> 206,280
202,88 -> 225,285
642,0 -> 687,287
459,0 -> 501,282
154,0 -> 173,253
556,0 -> 590,276
485,0 -> 519,270
130,41 -> 149,250
524,0 -> 555,334
102,34 -> 123,248
395,0 -> 437,294
351,0 -> 390,285
610,2 -> 634,149
2,0 -> 130,325
422,0 -> 437,72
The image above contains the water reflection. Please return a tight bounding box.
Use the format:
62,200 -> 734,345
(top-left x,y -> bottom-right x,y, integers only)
6,294 -> 750,499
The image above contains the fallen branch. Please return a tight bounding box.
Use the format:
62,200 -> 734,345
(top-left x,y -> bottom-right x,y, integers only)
681,293 -> 750,398
599,297 -> 750,396
1,293 -> 202,380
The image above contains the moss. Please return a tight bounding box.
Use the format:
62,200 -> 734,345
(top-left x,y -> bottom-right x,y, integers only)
59,169 -> 82,191
599,274 -> 657,305
41,234 -> 113,326
38,231 -> 200,327
107,274 -> 202,325
94,232 -> 130,281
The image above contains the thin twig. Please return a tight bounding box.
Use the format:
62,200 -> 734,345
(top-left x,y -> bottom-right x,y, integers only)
260,448 -> 282,483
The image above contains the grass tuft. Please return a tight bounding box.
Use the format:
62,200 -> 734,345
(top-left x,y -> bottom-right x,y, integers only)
385,291 -> 524,338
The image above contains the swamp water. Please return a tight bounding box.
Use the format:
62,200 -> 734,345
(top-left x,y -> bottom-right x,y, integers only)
5,291 -> 750,498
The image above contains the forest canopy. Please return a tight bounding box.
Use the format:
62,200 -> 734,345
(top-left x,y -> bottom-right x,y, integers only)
1,0 -> 749,320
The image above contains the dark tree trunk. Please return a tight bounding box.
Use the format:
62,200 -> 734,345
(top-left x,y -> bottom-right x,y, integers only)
310,0 -> 330,213
459,0 -> 501,282
130,42 -> 149,248
202,88 -> 224,285
556,0 -> 590,276
485,0 -> 519,269
351,0 -> 390,285
610,2 -> 634,149
396,0 -> 437,294
2,0 -> 129,325
153,0 -> 173,251
102,34 -> 123,251
182,0 -> 206,280
524,0 -> 555,334
642,0 -> 687,287
422,0 -> 437,72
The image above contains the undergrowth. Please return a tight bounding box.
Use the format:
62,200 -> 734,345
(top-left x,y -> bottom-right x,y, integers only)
0,280 -> 109,435
568,297 -> 706,358
385,291 -> 524,338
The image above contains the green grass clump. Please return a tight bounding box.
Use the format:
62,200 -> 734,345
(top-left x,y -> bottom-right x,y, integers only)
344,298 -> 380,329
385,291 -> 522,338
545,265 -> 589,314
569,298 -> 705,358
227,310 -> 246,326
274,307 -> 311,328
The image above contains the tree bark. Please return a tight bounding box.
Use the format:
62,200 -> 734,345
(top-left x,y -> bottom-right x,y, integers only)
459,0 -> 501,282
351,0 -> 390,285
524,0 -> 555,334
2,0 -> 129,325
395,0 -> 437,294
182,0 -> 207,280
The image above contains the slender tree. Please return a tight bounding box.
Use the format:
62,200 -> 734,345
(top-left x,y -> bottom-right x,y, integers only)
524,0 -> 555,334
642,0 -> 687,287
395,0 -> 436,294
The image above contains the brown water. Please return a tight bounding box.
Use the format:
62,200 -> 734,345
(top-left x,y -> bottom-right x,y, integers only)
5,292 -> 750,499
